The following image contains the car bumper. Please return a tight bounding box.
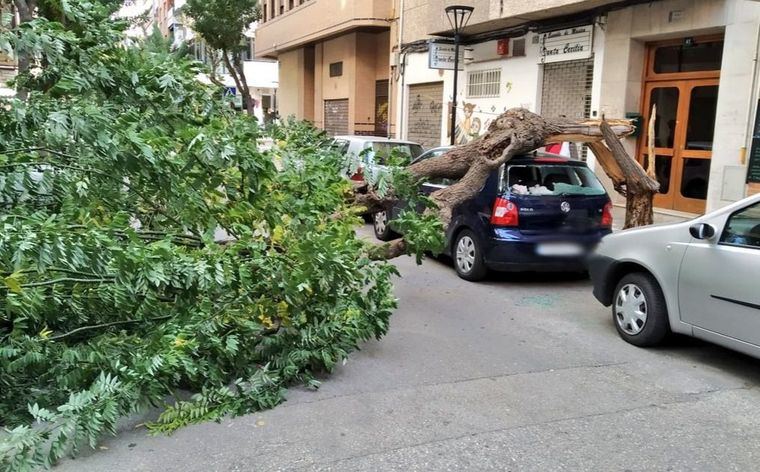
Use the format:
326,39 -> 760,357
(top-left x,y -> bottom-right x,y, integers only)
483,229 -> 611,273
587,253 -> 617,306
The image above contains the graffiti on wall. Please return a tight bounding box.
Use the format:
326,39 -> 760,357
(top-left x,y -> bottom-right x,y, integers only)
453,103 -> 494,145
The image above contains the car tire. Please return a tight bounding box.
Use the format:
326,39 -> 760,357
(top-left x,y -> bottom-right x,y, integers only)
612,272 -> 669,347
373,211 -> 398,241
453,230 -> 488,282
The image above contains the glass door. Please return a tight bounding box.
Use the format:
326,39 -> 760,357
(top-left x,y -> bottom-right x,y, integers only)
676,80 -> 718,214
639,79 -> 718,214
640,81 -> 683,211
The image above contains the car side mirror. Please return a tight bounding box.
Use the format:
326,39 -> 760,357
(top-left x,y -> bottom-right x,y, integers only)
689,223 -> 716,240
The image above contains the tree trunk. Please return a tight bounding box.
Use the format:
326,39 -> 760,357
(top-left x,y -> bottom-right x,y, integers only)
232,52 -> 255,117
13,0 -> 35,100
350,108 -> 661,259
222,51 -> 254,117
625,192 -> 655,228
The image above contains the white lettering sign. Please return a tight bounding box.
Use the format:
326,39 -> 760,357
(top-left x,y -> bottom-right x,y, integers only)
540,26 -> 593,63
428,42 -> 464,71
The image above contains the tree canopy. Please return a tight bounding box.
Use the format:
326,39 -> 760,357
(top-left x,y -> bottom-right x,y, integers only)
0,3 -> 397,470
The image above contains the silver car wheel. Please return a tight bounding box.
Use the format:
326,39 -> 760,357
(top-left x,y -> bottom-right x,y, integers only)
615,283 -> 648,335
456,235 -> 476,274
374,211 -> 387,234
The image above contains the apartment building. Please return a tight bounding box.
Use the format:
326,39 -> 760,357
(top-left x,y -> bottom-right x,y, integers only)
255,0 -> 394,136
395,0 -> 760,215
0,4 -> 16,97
153,0 -> 279,123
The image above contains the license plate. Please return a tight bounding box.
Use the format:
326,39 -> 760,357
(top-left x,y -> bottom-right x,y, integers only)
536,243 -> 584,257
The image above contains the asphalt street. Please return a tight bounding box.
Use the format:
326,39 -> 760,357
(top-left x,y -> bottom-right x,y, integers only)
58,225 -> 760,471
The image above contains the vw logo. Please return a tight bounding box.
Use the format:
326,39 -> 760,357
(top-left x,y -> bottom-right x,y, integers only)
560,201 -> 571,213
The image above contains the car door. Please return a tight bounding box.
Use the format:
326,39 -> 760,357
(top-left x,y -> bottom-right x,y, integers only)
678,201 -> 760,344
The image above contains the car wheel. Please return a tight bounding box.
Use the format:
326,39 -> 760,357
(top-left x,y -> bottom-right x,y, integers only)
612,272 -> 669,347
453,230 -> 488,281
373,211 -> 398,241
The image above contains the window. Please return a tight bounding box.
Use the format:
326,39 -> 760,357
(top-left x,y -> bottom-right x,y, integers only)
506,165 -> 606,196
331,139 -> 350,155
467,68 -> 501,98
653,41 -> 723,74
242,38 -> 254,61
720,202 -> 760,249
329,61 -> 343,77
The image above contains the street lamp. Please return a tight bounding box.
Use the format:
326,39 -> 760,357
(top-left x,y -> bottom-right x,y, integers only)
445,4 -> 474,146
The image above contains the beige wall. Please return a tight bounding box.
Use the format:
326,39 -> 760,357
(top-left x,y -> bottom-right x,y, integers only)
598,0 -> 760,212
256,0 -> 393,57
398,0 -> 490,43
285,30 -> 391,134
279,46 -> 315,120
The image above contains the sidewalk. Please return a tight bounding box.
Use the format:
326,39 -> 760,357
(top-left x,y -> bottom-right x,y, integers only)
611,204 -> 693,231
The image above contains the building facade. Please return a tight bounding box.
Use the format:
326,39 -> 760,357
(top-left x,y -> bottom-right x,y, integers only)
394,0 -> 760,214
255,0 -> 394,136
154,0 -> 279,123
0,4 -> 16,97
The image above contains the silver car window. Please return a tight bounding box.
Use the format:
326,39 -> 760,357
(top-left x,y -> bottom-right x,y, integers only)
720,202 -> 760,249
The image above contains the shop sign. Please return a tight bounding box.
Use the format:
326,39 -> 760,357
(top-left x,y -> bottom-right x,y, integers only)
428,41 -> 464,71
540,25 -> 593,63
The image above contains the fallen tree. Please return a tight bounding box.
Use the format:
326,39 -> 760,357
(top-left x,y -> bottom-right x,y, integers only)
357,109 -> 657,259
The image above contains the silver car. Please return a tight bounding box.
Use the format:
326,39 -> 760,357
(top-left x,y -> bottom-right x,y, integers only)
589,194 -> 760,358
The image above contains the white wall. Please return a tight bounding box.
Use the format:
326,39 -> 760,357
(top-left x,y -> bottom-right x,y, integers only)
456,34 -> 543,139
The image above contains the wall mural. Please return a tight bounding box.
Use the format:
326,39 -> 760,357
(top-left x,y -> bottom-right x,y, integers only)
454,103 -> 493,145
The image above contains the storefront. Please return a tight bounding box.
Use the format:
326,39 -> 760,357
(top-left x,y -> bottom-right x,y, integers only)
597,0 -> 760,213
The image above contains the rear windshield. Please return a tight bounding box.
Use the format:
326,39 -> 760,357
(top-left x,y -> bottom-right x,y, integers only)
506,164 -> 606,196
370,142 -> 424,163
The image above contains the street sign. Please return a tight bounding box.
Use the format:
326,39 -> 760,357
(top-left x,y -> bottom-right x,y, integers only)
540,25 -> 593,64
428,41 -> 464,71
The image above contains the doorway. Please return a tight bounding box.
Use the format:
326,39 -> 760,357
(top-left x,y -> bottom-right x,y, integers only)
638,37 -> 723,214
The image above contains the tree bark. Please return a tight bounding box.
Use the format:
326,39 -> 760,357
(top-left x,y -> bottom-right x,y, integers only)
222,50 -> 254,117
352,108 -> 653,259
13,0 -> 35,100
595,119 -> 660,229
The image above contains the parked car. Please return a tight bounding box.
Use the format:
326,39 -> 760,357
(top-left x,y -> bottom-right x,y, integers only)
331,135 -> 424,181
374,151 -> 614,281
589,194 -> 760,357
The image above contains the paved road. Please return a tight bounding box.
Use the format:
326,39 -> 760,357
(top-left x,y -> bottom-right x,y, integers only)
59,226 -> 760,471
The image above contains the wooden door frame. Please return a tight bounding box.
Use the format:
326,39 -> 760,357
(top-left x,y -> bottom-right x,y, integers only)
638,35 -> 723,213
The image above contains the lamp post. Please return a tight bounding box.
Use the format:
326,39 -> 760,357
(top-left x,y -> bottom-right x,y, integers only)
445,4 -> 473,146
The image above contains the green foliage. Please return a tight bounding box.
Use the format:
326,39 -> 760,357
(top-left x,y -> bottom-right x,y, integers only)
0,2 -> 397,469
185,0 -> 260,53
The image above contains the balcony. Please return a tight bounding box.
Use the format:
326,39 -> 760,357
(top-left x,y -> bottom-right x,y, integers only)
255,0 -> 392,58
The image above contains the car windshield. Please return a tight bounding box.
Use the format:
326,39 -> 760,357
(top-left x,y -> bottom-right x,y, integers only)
370,142 -> 424,164
506,164 -> 607,196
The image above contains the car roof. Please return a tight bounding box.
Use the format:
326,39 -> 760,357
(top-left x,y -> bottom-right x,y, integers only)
333,135 -> 422,145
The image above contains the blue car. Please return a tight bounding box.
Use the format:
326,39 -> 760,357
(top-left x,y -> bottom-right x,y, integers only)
373,149 -> 614,281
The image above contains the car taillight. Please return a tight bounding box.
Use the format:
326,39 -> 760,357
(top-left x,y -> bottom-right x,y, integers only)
350,167 -> 364,181
601,202 -> 613,228
491,197 -> 519,227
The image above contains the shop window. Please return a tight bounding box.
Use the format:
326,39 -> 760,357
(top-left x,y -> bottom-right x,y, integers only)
467,68 -> 501,98
720,202 -> 760,249
653,41 -> 723,74
329,61 -> 343,77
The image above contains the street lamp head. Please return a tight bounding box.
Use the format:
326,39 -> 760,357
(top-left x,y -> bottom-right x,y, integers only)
445,5 -> 474,34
